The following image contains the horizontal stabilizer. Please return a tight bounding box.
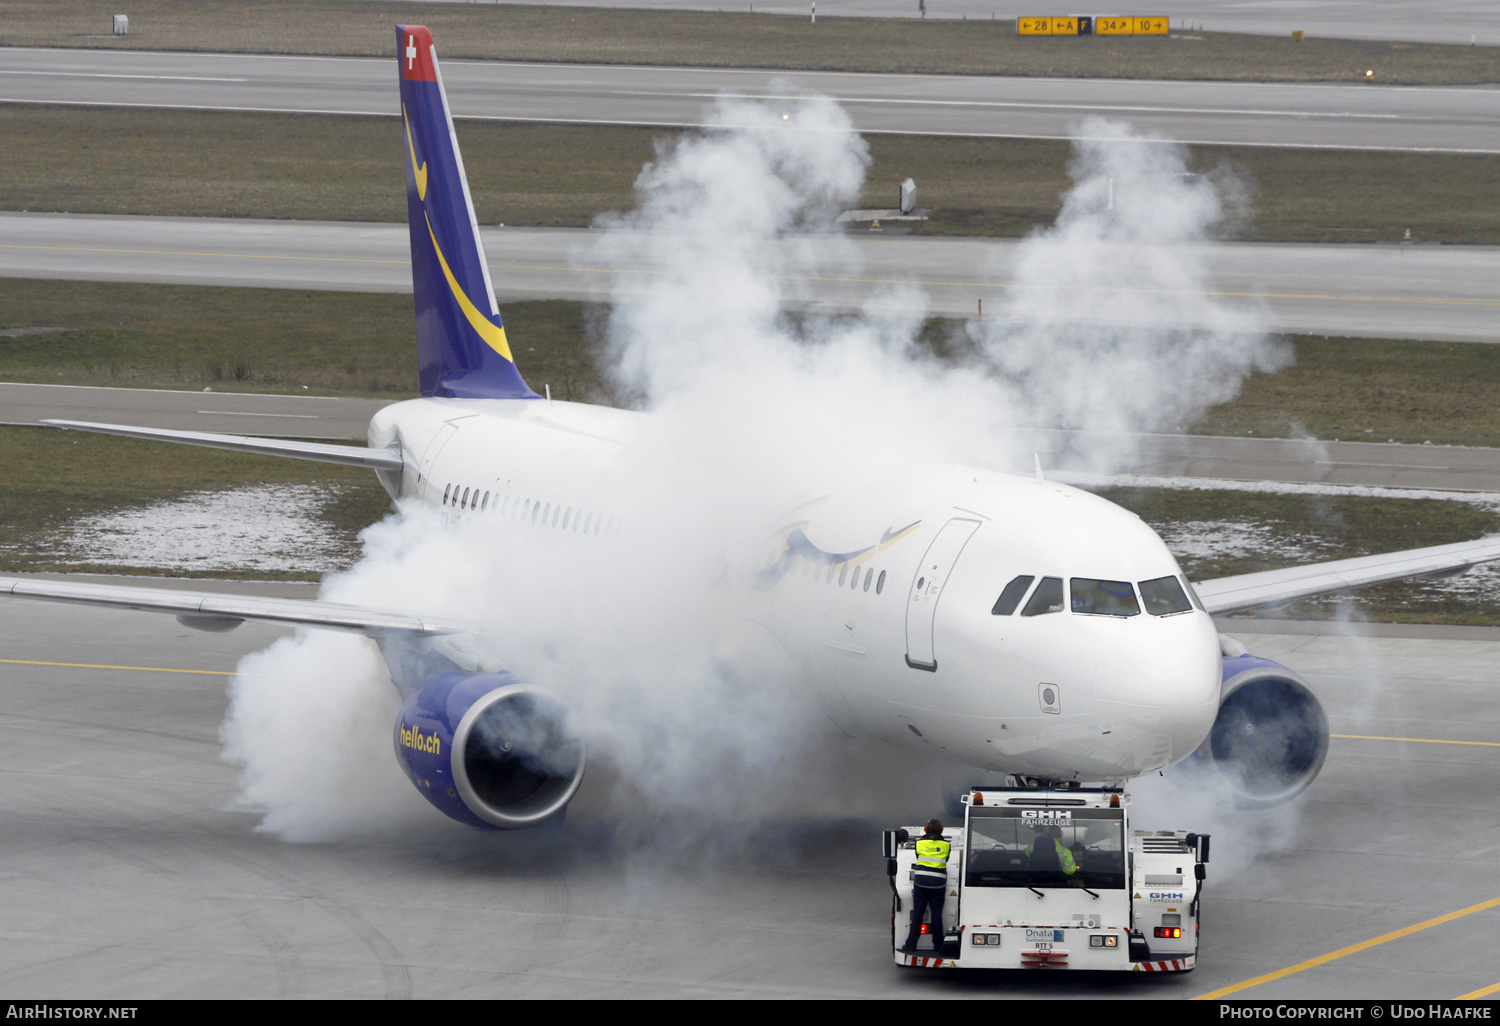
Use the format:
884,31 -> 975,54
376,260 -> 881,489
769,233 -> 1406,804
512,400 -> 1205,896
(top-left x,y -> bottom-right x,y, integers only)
42,419 -> 403,472
1195,535 -> 1500,615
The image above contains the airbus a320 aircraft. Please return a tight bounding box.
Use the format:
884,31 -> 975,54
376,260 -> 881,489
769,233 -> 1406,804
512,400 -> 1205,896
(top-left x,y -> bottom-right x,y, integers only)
5,26 -> 1499,830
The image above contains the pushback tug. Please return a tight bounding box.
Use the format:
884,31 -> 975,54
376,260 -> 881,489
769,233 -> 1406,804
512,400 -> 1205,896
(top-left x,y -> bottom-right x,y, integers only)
884,785 -> 1209,971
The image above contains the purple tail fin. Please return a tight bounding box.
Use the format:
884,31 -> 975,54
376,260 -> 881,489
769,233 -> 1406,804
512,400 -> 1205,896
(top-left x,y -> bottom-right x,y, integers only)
397,25 -> 538,400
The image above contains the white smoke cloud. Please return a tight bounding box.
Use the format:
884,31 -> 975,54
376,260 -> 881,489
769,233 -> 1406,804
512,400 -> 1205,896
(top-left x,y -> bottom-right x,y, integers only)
964,119 -> 1288,472
222,94 -> 1291,843
220,628 -> 431,841
1128,765 -> 1303,883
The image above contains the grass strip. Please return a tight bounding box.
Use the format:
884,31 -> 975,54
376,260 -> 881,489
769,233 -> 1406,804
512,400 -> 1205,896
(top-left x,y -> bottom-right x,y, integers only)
4,105 -> 1497,245
7,279 -> 1500,446
0,279 -> 597,400
2,0 -> 1496,85
1191,337 -> 1500,448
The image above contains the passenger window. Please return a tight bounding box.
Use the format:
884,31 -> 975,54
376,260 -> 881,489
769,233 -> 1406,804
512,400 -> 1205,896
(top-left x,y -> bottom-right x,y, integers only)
875,570 -> 886,595
863,568 -> 873,592
461,487 -> 470,509
563,508 -> 571,530
583,512 -> 592,533
1021,577 -> 1065,616
991,575 -> 1036,616
838,564 -> 848,586
501,495 -> 510,515
443,484 -> 451,506
531,501 -> 540,523
481,491 -> 490,512
552,506 -> 561,527
1071,578 -> 1140,617
1140,575 -> 1194,616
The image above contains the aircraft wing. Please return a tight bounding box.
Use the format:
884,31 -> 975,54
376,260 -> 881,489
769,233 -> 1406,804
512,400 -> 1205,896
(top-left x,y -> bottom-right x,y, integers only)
0,575 -> 476,637
1194,536 -> 1500,616
42,420 -> 402,473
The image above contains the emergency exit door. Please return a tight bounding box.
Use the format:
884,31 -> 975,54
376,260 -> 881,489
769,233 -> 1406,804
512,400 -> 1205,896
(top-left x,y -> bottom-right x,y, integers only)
904,517 -> 982,672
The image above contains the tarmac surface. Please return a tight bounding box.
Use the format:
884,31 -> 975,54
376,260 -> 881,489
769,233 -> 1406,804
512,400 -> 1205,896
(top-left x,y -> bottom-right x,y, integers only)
4,47 -> 1498,152
1,589 -> 1497,998
6,213 -> 1497,345
391,0 -> 1500,47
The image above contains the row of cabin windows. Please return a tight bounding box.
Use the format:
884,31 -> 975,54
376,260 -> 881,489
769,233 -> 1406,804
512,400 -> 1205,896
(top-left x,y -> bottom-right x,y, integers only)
794,555 -> 887,596
440,482 -> 615,536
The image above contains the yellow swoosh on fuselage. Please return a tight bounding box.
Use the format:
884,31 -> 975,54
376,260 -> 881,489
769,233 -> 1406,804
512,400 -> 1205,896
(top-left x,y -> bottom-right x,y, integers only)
403,105 -> 428,201
425,213 -> 514,363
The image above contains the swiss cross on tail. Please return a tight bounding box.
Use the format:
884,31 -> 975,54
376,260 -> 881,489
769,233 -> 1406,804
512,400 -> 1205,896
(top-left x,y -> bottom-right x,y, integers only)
402,27 -> 437,82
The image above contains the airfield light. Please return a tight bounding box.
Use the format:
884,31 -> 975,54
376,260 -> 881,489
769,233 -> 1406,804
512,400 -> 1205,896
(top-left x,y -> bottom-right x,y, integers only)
973,791 -> 984,805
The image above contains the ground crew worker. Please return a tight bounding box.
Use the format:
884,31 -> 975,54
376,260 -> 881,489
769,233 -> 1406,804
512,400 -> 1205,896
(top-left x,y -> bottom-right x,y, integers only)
900,819 -> 950,953
1025,824 -> 1079,876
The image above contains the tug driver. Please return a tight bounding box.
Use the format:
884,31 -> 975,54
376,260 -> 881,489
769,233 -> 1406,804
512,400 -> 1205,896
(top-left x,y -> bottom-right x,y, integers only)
1025,824 -> 1080,877
900,819 -> 951,953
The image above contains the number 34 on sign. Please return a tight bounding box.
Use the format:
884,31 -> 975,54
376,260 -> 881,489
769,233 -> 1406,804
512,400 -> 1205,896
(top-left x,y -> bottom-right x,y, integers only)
1018,15 -> 1168,35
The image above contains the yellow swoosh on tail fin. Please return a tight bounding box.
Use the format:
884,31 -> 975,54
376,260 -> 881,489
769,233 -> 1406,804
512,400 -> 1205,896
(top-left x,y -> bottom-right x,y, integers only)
403,105 -> 428,201
425,213 -> 514,363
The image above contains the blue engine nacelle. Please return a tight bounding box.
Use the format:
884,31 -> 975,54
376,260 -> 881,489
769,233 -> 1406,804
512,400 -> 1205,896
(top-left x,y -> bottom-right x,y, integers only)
1179,654 -> 1330,808
393,672 -> 586,829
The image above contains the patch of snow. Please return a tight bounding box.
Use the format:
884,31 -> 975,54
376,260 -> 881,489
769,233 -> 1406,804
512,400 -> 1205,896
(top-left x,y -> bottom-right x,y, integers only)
55,484 -> 356,574
1154,519 -> 1335,564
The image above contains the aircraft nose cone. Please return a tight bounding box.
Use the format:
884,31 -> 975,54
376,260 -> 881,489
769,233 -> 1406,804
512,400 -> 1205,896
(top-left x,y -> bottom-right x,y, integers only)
1092,628 -> 1221,765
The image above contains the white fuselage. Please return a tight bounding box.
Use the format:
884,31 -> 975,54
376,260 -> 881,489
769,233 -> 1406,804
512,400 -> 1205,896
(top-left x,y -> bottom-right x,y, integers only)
369,396 -> 1223,783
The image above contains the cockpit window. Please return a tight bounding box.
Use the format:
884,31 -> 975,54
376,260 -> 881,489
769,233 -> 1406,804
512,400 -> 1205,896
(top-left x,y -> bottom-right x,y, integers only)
1020,577 -> 1064,616
1071,578 -> 1140,617
1186,580 -> 1206,611
1139,575 -> 1194,616
991,575 -> 1035,616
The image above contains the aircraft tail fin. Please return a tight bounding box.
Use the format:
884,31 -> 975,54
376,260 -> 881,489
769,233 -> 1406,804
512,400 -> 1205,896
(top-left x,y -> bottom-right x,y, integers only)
397,25 -> 538,400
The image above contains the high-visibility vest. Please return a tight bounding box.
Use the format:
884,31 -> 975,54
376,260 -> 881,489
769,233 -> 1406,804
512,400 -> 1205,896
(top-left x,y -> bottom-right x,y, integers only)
913,835 -> 950,888
1025,835 -> 1079,875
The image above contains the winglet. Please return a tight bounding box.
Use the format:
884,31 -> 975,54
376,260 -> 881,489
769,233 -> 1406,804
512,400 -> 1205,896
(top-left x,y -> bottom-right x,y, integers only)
397,25 -> 539,400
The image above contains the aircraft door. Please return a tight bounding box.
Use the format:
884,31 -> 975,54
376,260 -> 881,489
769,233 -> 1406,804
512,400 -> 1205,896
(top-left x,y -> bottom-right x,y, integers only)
416,419 -> 462,492
904,517 -> 982,671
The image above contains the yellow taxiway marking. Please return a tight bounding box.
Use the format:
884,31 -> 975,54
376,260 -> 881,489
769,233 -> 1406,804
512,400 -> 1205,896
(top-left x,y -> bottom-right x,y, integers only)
0,657 -> 235,676
1194,896 -> 1500,1000
1457,981 -> 1500,1000
3,244 -> 1498,310
1332,733 -> 1500,748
